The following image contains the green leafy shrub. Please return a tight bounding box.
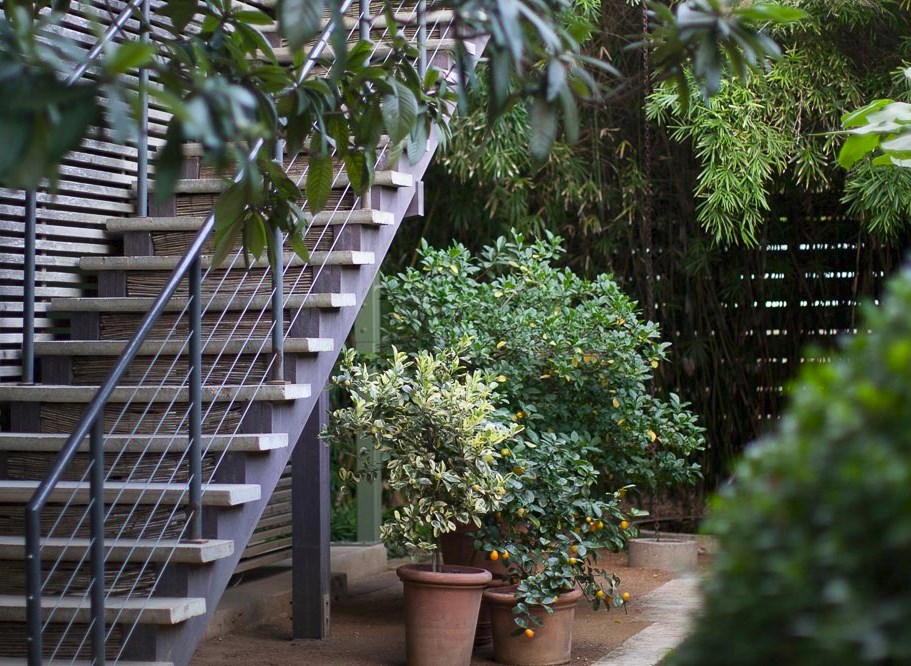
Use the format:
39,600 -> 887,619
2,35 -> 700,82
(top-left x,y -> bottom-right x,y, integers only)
323,345 -> 519,557
474,430 -> 639,630
670,264 -> 911,665
382,231 -> 704,494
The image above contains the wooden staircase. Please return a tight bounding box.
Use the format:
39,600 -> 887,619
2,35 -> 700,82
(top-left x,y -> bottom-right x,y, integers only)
0,4 -> 472,662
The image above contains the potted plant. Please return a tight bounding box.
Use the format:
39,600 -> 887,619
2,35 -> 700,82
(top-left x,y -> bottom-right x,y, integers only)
324,345 -> 521,666
474,431 -> 640,665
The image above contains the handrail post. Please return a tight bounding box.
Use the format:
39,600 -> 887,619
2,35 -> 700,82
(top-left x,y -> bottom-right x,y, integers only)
271,140 -> 285,383
359,0 -> 370,41
417,0 -> 427,78
136,0 -> 150,218
188,257 -> 203,541
90,417 -> 107,665
359,0 -> 372,211
21,189 -> 36,385
25,502 -> 42,664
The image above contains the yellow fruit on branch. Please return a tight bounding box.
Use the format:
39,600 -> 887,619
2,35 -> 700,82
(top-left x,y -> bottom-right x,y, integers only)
524,628 -> 535,639
622,592 -> 631,602
620,520 -> 630,530
489,550 -> 500,561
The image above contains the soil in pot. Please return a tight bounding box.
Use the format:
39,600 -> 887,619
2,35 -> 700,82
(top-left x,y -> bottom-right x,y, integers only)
484,584 -> 583,666
396,563 -> 492,666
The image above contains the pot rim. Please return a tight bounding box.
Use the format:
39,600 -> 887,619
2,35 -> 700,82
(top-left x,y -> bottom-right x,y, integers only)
396,562 -> 493,587
482,583 -> 583,608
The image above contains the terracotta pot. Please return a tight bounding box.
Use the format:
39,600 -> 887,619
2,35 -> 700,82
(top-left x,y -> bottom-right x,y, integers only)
440,523 -> 508,576
628,537 -> 698,572
397,563 -> 493,666
484,584 -> 583,666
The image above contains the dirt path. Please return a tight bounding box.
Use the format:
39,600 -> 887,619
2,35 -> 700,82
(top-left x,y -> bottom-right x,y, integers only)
192,553 -> 673,666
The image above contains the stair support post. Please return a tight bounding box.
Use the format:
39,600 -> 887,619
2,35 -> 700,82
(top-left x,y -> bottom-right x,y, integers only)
21,189 -> 36,385
271,141 -> 285,382
188,256 -> 203,541
292,392 -> 331,639
417,0 -> 427,77
354,280 -> 382,543
136,0 -> 150,218
90,417 -> 107,665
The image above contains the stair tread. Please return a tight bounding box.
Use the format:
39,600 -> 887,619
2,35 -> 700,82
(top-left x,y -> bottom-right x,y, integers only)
0,536 -> 234,564
0,383 -> 311,403
0,657 -> 174,666
167,169 -> 412,193
271,38 -> 473,62
106,209 -> 394,232
49,291 -> 356,312
0,480 -> 260,506
0,594 -> 206,625
33,337 -> 333,356
0,433 -> 288,453
80,250 -> 374,271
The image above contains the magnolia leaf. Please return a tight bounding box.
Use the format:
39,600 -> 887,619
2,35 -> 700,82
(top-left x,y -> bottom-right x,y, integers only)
105,42 -> 156,75
306,151 -> 334,213
838,133 -> 880,170
528,97 -> 557,162
278,0 -> 325,51
161,0 -> 199,34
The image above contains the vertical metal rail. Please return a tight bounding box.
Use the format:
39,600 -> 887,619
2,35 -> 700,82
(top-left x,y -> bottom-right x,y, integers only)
271,140 -> 285,383
89,417 -> 106,665
417,0 -> 427,77
136,0 -> 150,219
25,481 -> 42,663
21,189 -> 36,385
188,257 -> 203,541
359,0 -> 373,211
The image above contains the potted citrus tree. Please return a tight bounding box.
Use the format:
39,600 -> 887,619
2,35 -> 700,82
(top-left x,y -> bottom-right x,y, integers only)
324,344 -> 521,666
473,430 -> 640,665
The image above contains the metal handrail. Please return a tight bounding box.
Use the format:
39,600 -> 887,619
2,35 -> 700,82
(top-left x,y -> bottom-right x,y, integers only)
24,2 -> 357,662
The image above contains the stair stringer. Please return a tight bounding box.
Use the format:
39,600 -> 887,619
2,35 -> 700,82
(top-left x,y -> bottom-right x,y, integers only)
144,135 -> 442,665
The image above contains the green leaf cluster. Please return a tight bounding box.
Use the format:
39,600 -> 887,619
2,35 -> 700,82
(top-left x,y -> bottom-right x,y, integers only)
648,0 -> 911,245
382,231 -> 704,492
472,430 -> 640,629
323,345 -> 520,554
669,261 -> 911,665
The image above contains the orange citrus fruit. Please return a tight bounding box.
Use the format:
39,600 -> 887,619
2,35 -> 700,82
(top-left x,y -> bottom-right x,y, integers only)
489,550 -> 500,561
622,592 -> 631,602
524,628 -> 535,639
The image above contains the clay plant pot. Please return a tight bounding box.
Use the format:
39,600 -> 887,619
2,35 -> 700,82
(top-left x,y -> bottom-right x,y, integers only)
627,537 -> 698,572
440,523 -> 510,653
484,584 -> 583,666
440,523 -> 509,576
396,563 -> 493,666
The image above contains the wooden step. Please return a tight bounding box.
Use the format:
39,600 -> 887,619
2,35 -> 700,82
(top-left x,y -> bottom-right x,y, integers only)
0,383 -> 311,403
50,291 -> 356,313
0,595 -> 205,625
0,536 -> 233,564
167,169 -> 413,194
80,250 -> 374,271
0,433 -> 287,453
105,208 -> 394,233
271,38 -> 472,63
0,657 -> 174,666
33,337 -> 333,356
0,481 -> 260,506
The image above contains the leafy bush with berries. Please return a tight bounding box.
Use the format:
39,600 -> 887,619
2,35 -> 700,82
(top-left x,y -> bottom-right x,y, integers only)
474,430 -> 641,630
382,231 -> 704,495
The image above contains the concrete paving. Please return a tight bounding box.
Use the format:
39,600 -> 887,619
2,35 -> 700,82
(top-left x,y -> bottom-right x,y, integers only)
593,576 -> 702,666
